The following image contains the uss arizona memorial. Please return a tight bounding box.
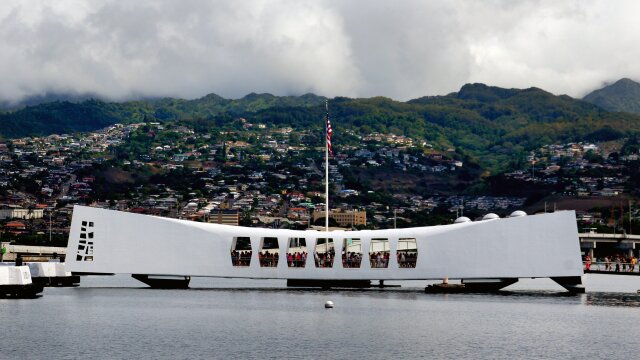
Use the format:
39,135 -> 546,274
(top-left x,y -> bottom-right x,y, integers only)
62,102 -> 584,292
65,205 -> 585,292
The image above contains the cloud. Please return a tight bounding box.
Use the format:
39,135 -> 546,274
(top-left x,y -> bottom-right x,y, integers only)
0,0 -> 639,103
458,0 -> 640,97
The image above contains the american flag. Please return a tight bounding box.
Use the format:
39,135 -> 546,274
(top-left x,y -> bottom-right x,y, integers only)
326,100 -> 333,156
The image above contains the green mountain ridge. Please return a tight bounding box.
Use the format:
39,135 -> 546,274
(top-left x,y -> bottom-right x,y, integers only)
1,84 -> 639,173
0,92 -> 327,137
583,78 -> 640,114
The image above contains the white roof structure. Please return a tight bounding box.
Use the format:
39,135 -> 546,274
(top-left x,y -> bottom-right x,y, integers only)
482,213 -> 500,221
510,210 -> 527,218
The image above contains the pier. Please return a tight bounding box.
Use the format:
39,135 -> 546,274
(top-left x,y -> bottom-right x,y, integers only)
583,261 -> 640,275
1,245 -> 67,262
579,232 -> 640,259
580,231 -> 640,276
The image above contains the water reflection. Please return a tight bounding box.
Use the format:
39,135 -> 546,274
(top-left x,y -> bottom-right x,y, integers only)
79,274 -> 640,307
212,288 -> 640,307
423,290 -> 640,308
502,291 -> 640,308
107,286 -> 640,307
583,293 -> 640,307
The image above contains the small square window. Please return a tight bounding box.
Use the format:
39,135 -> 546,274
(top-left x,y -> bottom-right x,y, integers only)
315,238 -> 335,268
259,237 -> 279,267
231,237 -> 252,267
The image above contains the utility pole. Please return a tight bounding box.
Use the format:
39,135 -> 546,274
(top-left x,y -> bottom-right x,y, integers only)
630,199 -> 633,235
49,209 -> 52,242
612,204 -> 616,236
394,209 -> 397,229
531,159 -> 535,180
324,100 -> 330,233
621,202 -> 625,235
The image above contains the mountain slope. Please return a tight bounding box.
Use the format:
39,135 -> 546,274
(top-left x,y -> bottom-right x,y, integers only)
242,84 -> 640,170
583,78 -> 640,113
0,100 -> 123,137
1,84 -> 640,173
0,93 -> 327,137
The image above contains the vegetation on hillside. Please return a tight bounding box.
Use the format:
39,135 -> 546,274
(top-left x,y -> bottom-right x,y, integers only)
583,78 -> 640,114
2,84 -> 640,174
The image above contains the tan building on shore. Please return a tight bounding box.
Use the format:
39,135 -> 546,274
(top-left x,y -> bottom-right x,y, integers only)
312,208 -> 366,227
208,210 -> 240,226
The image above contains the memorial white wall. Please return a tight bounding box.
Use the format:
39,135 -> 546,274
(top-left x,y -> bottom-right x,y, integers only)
65,206 -> 583,280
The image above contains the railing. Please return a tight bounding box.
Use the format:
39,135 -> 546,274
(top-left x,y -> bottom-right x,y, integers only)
287,259 -> 306,268
579,233 -> 640,240
398,259 -> 417,268
583,261 -> 639,273
231,250 -> 419,269
259,258 -> 278,267
342,258 -> 362,268
230,252 -> 252,267
314,256 -> 334,268
370,259 -> 389,268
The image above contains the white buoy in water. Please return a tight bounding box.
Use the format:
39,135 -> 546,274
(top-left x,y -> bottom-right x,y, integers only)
325,300 -> 334,308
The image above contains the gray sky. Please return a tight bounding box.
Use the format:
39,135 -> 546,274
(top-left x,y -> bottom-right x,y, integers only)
1,0 -> 638,103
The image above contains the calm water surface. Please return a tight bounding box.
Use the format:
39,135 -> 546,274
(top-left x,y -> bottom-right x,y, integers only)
1,275 -> 639,359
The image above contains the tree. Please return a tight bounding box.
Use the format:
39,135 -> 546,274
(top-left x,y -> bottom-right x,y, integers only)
313,217 -> 339,227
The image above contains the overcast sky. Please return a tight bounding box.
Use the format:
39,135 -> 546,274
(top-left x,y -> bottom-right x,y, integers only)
1,0 -> 639,103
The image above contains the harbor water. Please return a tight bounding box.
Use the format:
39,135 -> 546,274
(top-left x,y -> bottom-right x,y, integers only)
1,275 -> 639,359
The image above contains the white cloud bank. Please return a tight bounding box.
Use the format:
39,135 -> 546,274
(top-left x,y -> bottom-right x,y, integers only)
0,0 -> 639,103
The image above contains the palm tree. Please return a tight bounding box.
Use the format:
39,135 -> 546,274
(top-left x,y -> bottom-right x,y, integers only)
26,205 -> 35,236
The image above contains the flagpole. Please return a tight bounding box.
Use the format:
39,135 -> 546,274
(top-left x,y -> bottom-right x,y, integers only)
325,100 -> 330,233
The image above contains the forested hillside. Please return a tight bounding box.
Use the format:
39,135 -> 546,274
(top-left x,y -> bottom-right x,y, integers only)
583,78 -> 640,114
2,83 -> 639,172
